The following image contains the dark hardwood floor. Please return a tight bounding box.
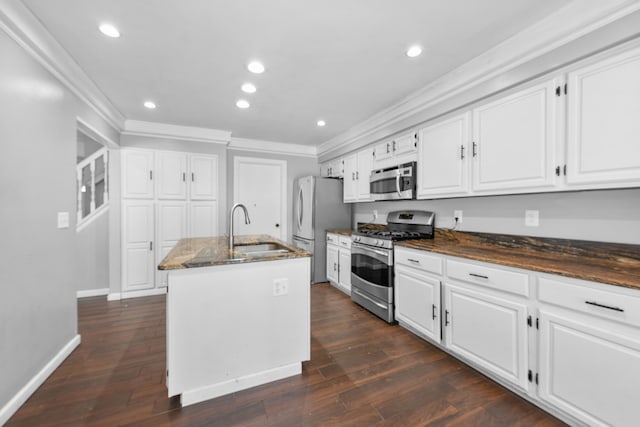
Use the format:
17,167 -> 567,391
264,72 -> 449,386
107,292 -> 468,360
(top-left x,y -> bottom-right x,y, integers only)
7,284 -> 565,426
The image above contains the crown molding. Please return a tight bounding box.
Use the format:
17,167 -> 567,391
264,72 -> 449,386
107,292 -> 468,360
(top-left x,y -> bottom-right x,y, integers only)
317,0 -> 640,158
229,137 -> 317,158
0,0 -> 125,131
122,120 -> 231,144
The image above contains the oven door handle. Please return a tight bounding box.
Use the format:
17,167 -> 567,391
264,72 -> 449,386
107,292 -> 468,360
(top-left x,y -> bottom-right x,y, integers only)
351,242 -> 391,258
353,288 -> 388,310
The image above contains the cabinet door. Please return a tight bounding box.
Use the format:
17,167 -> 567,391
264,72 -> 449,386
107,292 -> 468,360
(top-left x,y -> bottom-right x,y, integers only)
190,201 -> 219,238
539,309 -> 640,427
395,266 -> 441,343
356,148 -> 373,201
122,200 -> 155,291
338,248 -> 351,294
156,202 -> 187,288
392,132 -> 417,156
443,282 -> 529,391
472,79 -> 559,193
190,155 -> 218,200
157,151 -> 187,200
566,47 -> 640,186
342,154 -> 358,202
326,244 -> 339,284
417,113 -> 470,198
374,140 -> 394,162
122,150 -> 154,199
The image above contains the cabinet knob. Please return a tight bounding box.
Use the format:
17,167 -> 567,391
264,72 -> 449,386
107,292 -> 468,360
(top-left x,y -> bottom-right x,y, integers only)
275,223 -> 280,228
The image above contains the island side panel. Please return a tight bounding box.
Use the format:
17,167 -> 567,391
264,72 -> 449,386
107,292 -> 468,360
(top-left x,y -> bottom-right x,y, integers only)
166,257 -> 310,400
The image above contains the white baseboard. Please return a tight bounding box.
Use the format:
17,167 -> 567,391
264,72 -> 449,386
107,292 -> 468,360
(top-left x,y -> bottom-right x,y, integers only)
0,334 -> 81,425
108,287 -> 167,301
181,362 -> 301,407
76,288 -> 109,298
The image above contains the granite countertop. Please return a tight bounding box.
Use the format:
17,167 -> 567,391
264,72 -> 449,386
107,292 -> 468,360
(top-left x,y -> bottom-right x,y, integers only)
396,229 -> 640,290
326,229 -> 352,236
158,234 -> 310,270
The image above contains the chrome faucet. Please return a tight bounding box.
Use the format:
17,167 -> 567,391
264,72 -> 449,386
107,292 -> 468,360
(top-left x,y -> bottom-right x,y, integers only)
229,203 -> 251,250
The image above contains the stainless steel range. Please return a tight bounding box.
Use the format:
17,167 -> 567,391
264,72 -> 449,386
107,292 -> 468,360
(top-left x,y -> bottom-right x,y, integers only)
351,210 -> 435,323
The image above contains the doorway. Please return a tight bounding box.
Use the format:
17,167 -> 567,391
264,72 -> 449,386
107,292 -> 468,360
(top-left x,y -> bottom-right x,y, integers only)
233,156 -> 287,240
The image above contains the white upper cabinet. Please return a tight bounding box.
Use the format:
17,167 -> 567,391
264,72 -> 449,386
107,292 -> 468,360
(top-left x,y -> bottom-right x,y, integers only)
373,132 -> 418,169
157,151 -> 188,200
417,112 -> 470,198
472,78 -> 560,193
343,148 -> 374,203
190,155 -> 218,200
122,149 -> 155,199
565,46 -> 640,187
320,158 -> 343,178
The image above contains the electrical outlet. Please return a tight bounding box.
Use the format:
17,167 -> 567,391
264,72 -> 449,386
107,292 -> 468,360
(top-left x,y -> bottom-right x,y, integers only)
454,210 -> 463,224
525,210 -> 539,227
273,278 -> 289,296
373,210 -> 378,221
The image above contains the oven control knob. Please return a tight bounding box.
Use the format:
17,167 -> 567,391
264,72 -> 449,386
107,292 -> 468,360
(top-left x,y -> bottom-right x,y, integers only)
376,239 -> 382,246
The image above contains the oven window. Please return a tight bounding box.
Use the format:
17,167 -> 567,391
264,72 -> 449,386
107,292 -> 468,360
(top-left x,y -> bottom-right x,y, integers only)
351,252 -> 393,287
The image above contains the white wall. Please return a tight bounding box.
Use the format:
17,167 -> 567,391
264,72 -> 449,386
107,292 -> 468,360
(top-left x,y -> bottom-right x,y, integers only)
76,211 -> 110,292
354,188 -> 640,245
0,25 -> 119,415
226,149 -> 319,243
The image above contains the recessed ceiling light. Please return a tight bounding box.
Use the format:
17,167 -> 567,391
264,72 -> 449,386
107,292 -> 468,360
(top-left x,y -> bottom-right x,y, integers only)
236,99 -> 250,109
247,61 -> 265,74
317,120 -> 326,127
406,45 -> 422,58
143,101 -> 156,109
241,83 -> 257,94
99,23 -> 120,38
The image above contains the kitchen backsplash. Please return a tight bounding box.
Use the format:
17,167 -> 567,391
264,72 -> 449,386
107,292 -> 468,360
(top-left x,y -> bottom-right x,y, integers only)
353,187 -> 640,245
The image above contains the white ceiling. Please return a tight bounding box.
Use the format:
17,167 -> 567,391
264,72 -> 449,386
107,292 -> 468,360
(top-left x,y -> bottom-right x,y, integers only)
22,0 -> 572,146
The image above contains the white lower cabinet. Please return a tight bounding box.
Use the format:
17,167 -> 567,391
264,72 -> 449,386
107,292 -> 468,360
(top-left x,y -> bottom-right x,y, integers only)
326,243 -> 339,285
395,266 -> 441,343
443,281 -> 530,391
338,243 -> 351,294
326,233 -> 351,294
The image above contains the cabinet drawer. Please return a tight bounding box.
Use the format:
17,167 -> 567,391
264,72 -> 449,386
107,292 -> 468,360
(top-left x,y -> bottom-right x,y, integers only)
395,248 -> 442,275
539,277 -> 640,328
326,233 -> 338,245
446,259 -> 529,297
338,236 -> 352,249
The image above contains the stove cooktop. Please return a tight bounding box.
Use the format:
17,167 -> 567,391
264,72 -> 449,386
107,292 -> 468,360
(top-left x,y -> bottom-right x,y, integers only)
353,229 -> 428,241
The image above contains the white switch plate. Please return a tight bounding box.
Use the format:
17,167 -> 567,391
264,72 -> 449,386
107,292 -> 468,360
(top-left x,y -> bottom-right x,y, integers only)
57,212 -> 70,229
454,210 -> 463,224
525,210 -> 539,227
273,278 -> 289,296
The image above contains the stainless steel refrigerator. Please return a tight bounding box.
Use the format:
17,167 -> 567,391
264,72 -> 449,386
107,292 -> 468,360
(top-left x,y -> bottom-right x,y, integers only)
292,176 -> 351,284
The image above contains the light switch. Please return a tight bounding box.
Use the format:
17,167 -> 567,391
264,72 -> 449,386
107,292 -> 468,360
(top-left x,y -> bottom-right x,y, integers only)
57,212 -> 70,229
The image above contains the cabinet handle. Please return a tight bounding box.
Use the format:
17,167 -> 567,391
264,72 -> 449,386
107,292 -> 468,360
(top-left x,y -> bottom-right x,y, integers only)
407,258 -> 420,264
149,241 -> 153,251
149,170 -> 153,180
460,145 -> 465,160
432,304 -> 437,320
555,166 -> 560,176
469,273 -> 489,279
182,172 -> 186,182
563,165 -> 567,176
356,171 -> 359,180
352,172 -> 355,181
445,310 -> 450,326
191,172 -> 195,182
585,301 -> 624,312
392,140 -> 396,152
334,262 -> 337,272
472,142 -> 477,157
386,143 -> 390,154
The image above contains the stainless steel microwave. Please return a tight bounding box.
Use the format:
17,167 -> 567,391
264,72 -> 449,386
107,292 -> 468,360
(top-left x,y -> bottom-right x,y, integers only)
369,162 -> 416,201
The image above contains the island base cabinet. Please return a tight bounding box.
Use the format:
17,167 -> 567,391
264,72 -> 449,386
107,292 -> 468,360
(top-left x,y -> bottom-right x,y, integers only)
443,282 -> 529,392
166,257 -> 310,405
538,309 -> 640,427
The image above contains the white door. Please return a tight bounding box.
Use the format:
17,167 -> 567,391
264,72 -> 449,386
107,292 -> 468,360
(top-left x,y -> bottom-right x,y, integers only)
190,201 -> 219,238
472,79 -> 559,193
122,200 -> 155,291
417,112 -> 470,198
326,244 -> 339,285
157,151 -> 187,200
233,156 -> 287,240
190,155 -> 218,200
356,148 -> 373,201
156,202 -> 187,288
566,46 -> 640,187
395,267 -> 441,343
338,247 -> 351,294
122,149 -> 154,199
443,282 -> 529,391
538,309 -> 640,427
342,154 -> 357,202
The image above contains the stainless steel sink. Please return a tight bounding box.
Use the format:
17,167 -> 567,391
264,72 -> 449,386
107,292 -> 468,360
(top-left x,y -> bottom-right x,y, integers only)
234,242 -> 292,257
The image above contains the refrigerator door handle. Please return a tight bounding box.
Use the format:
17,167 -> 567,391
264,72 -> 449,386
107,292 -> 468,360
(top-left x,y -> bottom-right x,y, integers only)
297,185 -> 304,232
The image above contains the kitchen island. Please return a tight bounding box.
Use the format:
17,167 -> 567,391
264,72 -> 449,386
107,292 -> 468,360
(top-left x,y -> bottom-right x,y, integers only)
158,235 -> 311,407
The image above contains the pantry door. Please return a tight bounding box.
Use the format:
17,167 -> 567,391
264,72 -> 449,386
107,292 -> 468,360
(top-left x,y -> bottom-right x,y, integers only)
233,156 -> 287,240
